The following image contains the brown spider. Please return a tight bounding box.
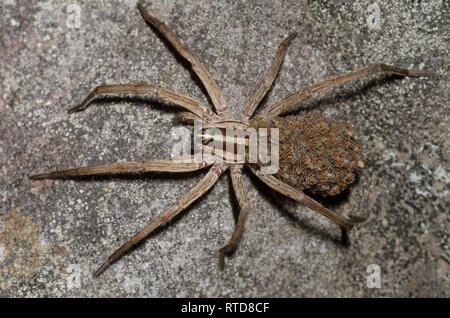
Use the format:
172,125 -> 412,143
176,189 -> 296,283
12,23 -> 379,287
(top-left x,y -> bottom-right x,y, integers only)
30,4 -> 434,277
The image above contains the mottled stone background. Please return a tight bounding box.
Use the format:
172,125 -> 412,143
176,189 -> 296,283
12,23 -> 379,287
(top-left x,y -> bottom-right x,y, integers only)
0,0 -> 448,297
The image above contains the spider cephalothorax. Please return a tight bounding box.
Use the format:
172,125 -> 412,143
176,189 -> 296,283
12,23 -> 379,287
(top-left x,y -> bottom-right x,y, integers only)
30,3 -> 433,277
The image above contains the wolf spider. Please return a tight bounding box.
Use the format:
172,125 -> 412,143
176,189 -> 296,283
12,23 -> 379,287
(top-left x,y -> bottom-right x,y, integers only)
30,3 -> 433,277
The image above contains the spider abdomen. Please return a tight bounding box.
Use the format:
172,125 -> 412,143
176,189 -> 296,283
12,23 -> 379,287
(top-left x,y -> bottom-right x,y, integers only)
251,113 -> 364,196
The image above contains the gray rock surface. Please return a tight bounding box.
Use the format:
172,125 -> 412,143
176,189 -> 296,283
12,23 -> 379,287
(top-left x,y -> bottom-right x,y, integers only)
0,0 -> 448,297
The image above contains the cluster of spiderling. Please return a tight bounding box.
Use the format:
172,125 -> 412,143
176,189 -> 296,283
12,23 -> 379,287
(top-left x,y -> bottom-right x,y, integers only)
251,113 -> 364,196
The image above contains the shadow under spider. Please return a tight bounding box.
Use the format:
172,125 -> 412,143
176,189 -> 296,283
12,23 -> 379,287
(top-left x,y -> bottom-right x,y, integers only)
306,172 -> 360,208
245,166 -> 353,248
52,169 -> 206,183
83,95 -> 183,117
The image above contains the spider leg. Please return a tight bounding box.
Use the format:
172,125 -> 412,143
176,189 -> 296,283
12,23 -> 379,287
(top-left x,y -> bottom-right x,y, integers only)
137,3 -> 228,116
219,165 -> 249,269
202,119 -> 249,130
175,111 -> 202,124
68,83 -> 218,121
29,158 -> 209,180
242,33 -> 297,119
262,63 -> 436,118
93,163 -> 228,277
249,167 -> 354,231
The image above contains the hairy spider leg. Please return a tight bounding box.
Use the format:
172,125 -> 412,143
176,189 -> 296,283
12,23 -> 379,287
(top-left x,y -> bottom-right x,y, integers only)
68,83 -> 218,121
219,164 -> 250,268
262,63 -> 435,118
250,167 -> 354,230
94,163 -> 228,277
242,33 -> 297,119
30,158 -> 210,180
138,3 -> 228,116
